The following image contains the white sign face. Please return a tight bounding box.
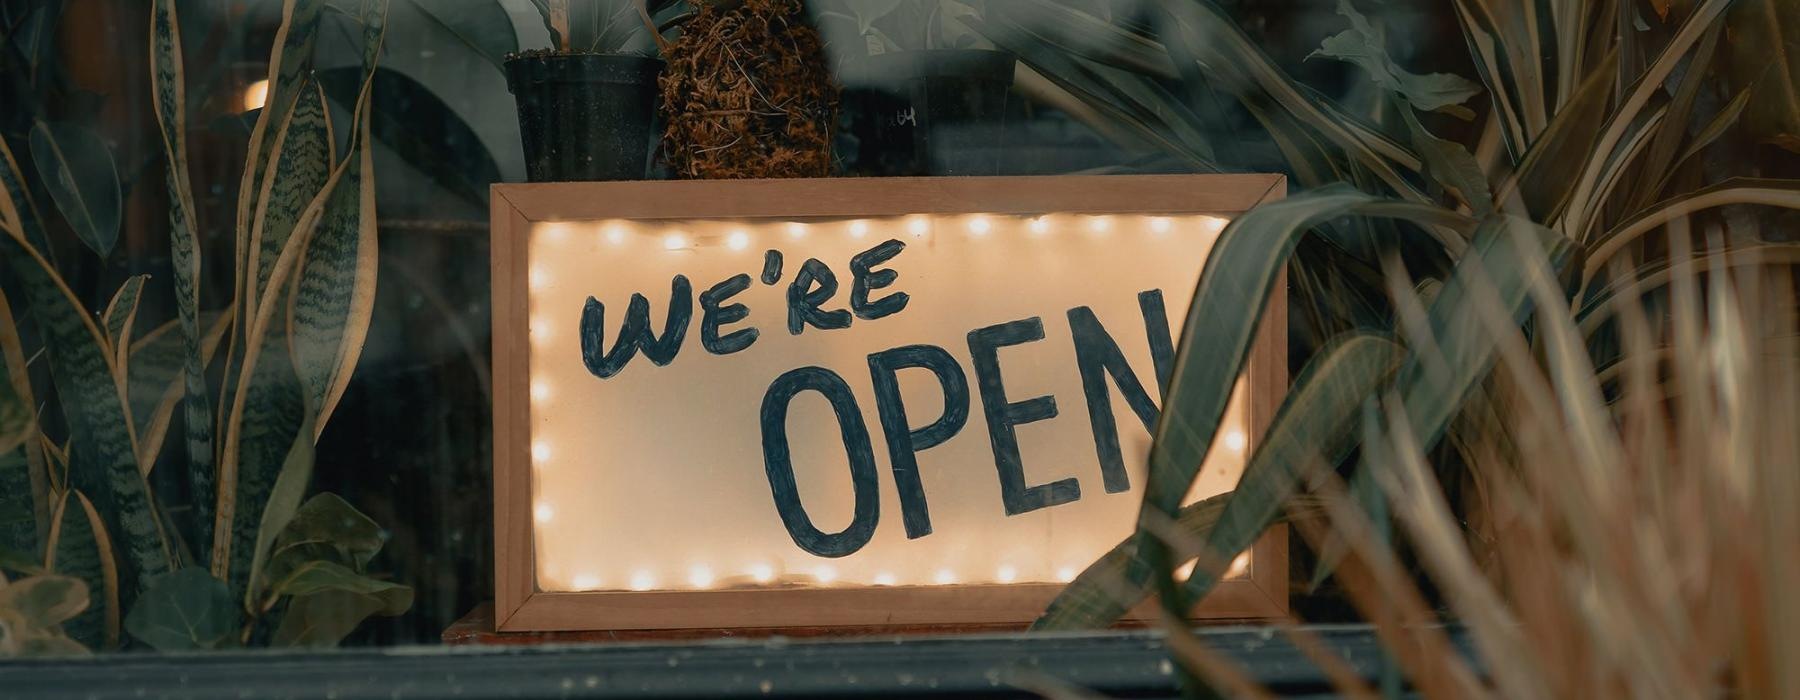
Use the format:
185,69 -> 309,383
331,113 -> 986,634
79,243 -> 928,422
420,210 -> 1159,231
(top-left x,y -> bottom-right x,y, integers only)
523,212 -> 1249,594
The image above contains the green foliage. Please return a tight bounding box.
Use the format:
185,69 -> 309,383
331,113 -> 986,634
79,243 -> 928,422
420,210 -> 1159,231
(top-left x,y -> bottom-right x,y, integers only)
25,122 -> 120,259
0,574 -> 90,657
0,0 -> 408,652
123,567 -> 238,651
1002,0 -> 1800,631
819,0 -> 990,54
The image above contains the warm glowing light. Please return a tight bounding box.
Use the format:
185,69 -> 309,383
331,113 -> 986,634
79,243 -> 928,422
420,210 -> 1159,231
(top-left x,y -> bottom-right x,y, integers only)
605,224 -> 627,245
786,222 -> 807,238
849,220 -> 869,238
907,217 -> 929,237
933,569 -> 956,585
968,216 -> 991,235
1202,216 -> 1228,235
815,566 -> 838,584
727,230 -> 750,251
529,267 -> 549,290
1227,552 -> 1252,579
749,563 -> 775,584
1089,216 -> 1113,233
1150,217 -> 1173,234
995,565 -> 1017,583
530,381 -> 551,403
530,317 -> 551,344
662,233 -> 687,251
542,224 -> 570,243
629,571 -> 656,591
688,565 -> 715,589
1173,559 -> 1198,582
1224,430 -> 1248,452
572,573 -> 600,590
1028,218 -> 1050,235
1056,567 -> 1077,583
531,442 -> 551,463
873,572 -> 897,586
534,503 -> 555,523
242,79 -> 269,112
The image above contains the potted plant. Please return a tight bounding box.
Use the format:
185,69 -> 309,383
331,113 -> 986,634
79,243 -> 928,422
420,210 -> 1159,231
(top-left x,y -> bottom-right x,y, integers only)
659,0 -> 838,179
817,0 -> 1013,176
506,0 -> 685,181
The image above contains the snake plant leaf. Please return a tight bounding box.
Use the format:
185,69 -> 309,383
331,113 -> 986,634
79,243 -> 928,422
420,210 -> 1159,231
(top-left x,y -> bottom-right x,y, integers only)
246,79 -> 333,324
1,288 -> 43,547
126,311 -> 231,476
1727,0 -> 1800,152
317,66 -> 501,208
405,0 -> 517,73
1309,0 -> 1482,119
0,136 -> 54,258
0,544 -> 49,576
1034,333 -> 1404,630
291,74 -> 379,439
152,0 -> 220,563
123,566 -> 238,651
45,490 -> 120,649
0,225 -> 172,592
244,422 -> 314,608
1236,215 -> 1574,604
101,275 -> 148,375
26,122 -> 121,259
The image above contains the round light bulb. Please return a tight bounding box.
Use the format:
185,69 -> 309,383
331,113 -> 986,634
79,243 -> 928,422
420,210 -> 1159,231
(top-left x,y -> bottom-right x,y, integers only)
1224,430 -> 1248,452
996,565 -> 1017,584
688,566 -> 715,589
662,233 -> 687,251
629,571 -> 656,591
531,442 -> 551,463
849,220 -> 869,238
968,216 -> 991,235
727,230 -> 750,251
749,563 -> 775,584
933,569 -> 956,585
533,503 -> 555,523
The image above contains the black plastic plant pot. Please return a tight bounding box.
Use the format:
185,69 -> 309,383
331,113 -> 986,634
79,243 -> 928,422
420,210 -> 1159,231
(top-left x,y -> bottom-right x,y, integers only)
505,52 -> 663,182
841,49 -> 1015,176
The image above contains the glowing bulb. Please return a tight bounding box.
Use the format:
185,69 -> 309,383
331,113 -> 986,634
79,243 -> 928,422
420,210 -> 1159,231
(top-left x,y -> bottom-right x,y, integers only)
688,566 -> 715,589
531,442 -> 551,463
530,318 -> 551,344
995,565 -> 1017,584
572,573 -> 600,590
1227,552 -> 1252,579
242,79 -> 269,112
1174,559 -> 1198,582
1150,217 -> 1172,234
786,222 -> 807,238
1028,218 -> 1050,235
533,503 -> 555,523
933,569 -> 956,585
873,572 -> 896,586
749,563 -> 774,584
662,233 -> 687,251
542,224 -> 570,244
629,571 -> 656,591
530,381 -> 551,403
1224,430 -> 1248,452
605,224 -> 627,245
727,230 -> 750,251
907,217 -> 929,237
1089,216 -> 1112,233
1055,567 -> 1077,583
815,566 -> 838,584
529,267 -> 549,290
968,216 -> 991,235
848,220 -> 869,238
1202,216 -> 1228,235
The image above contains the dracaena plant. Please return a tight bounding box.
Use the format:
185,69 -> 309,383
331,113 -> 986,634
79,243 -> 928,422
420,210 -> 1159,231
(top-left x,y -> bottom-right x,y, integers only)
981,0 -> 1800,630
0,0 -> 409,653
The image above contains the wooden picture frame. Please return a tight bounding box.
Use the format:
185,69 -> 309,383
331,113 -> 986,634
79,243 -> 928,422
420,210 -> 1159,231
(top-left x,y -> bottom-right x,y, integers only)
490,174 -> 1289,633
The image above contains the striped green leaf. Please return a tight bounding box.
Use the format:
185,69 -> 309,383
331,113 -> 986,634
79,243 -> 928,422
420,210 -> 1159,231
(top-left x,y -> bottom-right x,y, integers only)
0,225 -> 173,594
2,289 -> 47,552
151,0 -> 219,562
26,121 -> 121,259
1034,333 -> 1405,629
126,311 -> 231,475
101,275 -> 148,376
245,80 -> 332,328
46,490 -> 120,650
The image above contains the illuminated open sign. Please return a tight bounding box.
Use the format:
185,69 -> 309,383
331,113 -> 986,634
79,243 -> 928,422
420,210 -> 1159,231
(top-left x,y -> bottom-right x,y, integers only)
491,175 -> 1288,632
